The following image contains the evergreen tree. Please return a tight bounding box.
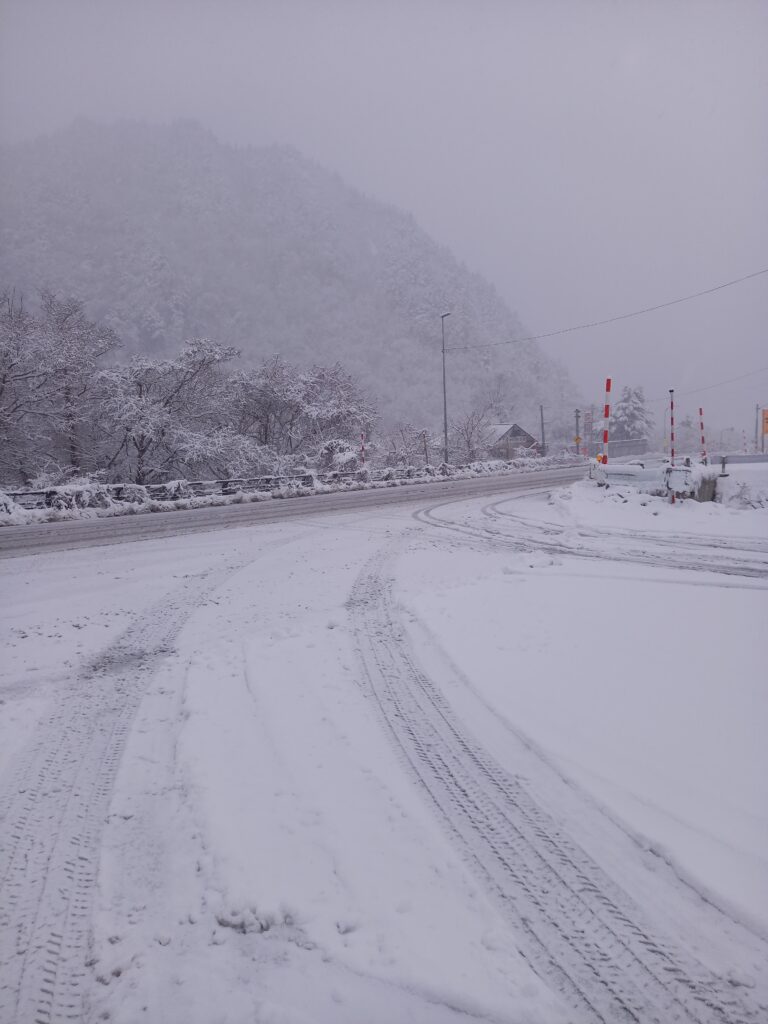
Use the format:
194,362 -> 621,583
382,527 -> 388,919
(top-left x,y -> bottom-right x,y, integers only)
611,386 -> 653,441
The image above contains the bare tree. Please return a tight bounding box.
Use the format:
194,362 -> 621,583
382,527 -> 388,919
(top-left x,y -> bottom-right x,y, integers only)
384,422 -> 431,466
450,405 -> 493,463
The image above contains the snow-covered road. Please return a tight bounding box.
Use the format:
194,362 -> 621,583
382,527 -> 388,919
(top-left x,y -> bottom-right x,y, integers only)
1,477 -> 765,1023
0,468 -> 581,559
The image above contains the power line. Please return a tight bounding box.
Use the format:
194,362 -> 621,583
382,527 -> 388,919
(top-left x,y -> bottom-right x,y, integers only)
447,266 -> 768,353
647,364 -> 768,404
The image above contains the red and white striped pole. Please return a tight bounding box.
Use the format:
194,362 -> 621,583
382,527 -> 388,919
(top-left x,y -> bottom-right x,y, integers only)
699,407 -> 707,464
669,389 -> 676,504
601,378 -> 612,463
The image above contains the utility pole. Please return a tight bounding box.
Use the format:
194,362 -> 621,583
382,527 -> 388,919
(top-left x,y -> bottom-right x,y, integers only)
669,388 -> 676,504
574,409 -> 581,455
539,404 -> 546,457
422,430 -> 429,466
756,404 -> 760,454
441,313 -> 451,465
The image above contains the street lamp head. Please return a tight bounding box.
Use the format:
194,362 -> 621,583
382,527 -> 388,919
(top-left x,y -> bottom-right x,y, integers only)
441,312 -> 451,320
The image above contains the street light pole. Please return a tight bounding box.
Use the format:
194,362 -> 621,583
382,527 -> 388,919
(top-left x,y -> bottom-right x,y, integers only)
441,312 -> 451,465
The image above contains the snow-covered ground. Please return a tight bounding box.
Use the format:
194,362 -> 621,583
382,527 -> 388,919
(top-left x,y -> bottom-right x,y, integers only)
1,479 -> 766,1023
404,484 -> 768,929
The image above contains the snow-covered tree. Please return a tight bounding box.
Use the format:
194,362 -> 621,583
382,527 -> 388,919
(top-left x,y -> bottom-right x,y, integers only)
611,386 -> 653,441
0,290 -> 120,483
299,363 -> 375,449
0,120 -> 580,432
224,357 -> 374,457
96,340 -> 238,483
37,291 -> 121,471
227,357 -> 306,452
0,291 -> 44,482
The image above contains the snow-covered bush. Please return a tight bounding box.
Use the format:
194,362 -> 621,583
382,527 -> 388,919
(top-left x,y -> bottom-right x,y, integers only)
716,465 -> 768,509
45,482 -> 115,511
0,490 -> 29,526
114,483 -> 150,504
316,438 -> 360,472
0,490 -> 18,516
156,479 -> 191,500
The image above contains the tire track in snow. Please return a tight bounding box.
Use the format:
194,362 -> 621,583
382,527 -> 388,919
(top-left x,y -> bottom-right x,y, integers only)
483,500 -> 768,576
0,560 -> 245,1024
485,501 -> 768,558
411,498 -> 768,582
347,546 -> 763,1024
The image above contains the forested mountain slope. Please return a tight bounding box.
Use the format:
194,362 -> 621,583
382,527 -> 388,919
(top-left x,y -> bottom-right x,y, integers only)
0,120 -> 578,429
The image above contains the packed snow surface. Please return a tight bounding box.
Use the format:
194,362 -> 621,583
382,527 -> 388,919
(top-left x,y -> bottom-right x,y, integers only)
1,478 -> 766,1023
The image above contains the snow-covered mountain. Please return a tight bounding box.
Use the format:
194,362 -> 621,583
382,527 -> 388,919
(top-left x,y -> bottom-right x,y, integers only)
0,120 -> 578,429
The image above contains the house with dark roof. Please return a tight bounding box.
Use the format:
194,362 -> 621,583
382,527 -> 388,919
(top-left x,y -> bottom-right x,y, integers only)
484,423 -> 540,459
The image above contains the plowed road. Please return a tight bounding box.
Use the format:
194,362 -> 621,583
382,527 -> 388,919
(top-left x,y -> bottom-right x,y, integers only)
0,468 -> 582,557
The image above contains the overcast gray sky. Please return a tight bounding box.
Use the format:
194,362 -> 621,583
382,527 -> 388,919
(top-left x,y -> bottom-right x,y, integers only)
1,0 -> 766,433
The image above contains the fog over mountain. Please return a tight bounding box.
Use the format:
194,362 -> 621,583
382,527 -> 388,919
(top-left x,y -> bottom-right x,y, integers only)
0,119 -> 579,435
2,1 -> 765,434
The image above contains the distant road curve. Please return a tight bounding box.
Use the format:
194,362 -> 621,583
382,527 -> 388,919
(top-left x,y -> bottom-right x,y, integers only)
0,469 -> 582,558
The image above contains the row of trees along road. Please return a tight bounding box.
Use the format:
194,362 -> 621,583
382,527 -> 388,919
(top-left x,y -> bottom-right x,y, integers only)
1,290 -> 375,486
4,289 -> 660,488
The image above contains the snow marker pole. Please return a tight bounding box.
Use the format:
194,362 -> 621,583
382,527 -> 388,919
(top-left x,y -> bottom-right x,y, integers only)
601,378 -> 611,464
699,407 -> 707,463
669,389 -> 676,504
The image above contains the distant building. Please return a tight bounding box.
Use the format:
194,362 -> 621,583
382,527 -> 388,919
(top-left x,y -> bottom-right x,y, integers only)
485,423 -> 540,459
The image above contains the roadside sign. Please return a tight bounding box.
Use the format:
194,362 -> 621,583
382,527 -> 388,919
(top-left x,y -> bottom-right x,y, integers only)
574,436 -> 581,444
762,409 -> 768,435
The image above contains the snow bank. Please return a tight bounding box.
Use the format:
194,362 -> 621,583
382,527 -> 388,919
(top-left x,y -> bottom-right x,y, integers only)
716,463 -> 768,509
547,478 -> 768,538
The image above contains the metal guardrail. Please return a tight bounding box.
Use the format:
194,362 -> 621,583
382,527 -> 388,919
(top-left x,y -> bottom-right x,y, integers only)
6,474 -> 318,510
710,453 -> 768,467
4,457 -> 581,511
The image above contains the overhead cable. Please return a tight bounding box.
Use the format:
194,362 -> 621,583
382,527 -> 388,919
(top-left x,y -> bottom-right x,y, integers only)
447,267 -> 768,354
647,364 -> 768,403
